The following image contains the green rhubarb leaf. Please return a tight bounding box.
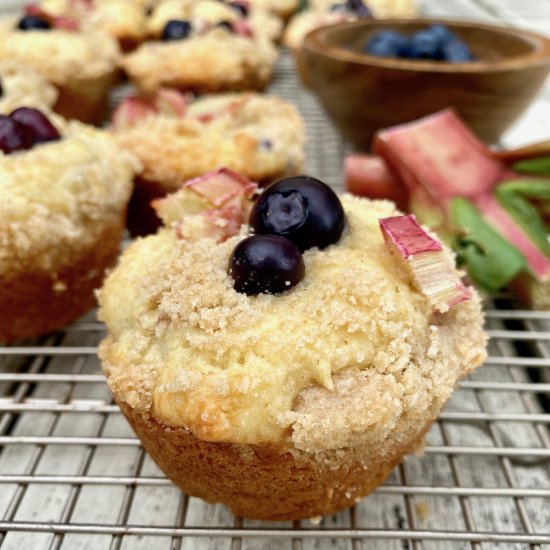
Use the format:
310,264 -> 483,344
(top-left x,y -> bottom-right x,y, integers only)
495,179 -> 550,258
450,197 -> 526,293
513,156 -> 550,175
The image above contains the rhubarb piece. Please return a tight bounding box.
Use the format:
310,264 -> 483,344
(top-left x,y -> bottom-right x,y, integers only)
495,140 -> 550,164
474,193 -> 550,281
344,154 -> 408,210
374,109 -> 504,209
111,89 -> 189,130
450,198 -> 526,293
152,89 -> 188,118
379,214 -> 471,312
111,97 -> 154,130
153,168 -> 257,242
185,168 -> 257,207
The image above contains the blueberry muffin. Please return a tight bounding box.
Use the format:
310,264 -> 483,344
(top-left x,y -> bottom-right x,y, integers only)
112,91 -> 305,235
37,0 -> 149,50
0,61 -> 58,114
147,0 -> 284,43
0,14 -> 120,124
120,4 -> 278,95
285,0 -> 418,53
98,175 -> 486,520
0,108 -> 138,342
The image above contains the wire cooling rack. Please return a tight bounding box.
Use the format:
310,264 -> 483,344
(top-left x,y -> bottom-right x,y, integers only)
1,53 -> 550,550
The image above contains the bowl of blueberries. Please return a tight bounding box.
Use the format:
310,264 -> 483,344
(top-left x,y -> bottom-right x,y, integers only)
301,18 -> 550,149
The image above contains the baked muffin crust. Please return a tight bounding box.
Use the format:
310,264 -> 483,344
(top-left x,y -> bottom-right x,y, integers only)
0,19 -> 120,86
121,28 -> 278,94
115,92 -> 304,189
0,121 -> 138,341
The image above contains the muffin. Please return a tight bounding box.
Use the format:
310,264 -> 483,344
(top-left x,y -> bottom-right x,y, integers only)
120,6 -> 278,95
37,0 -> 149,50
98,175 -> 487,520
0,14 -> 120,124
112,90 -> 305,235
147,0 -> 284,43
249,0 -> 300,21
0,61 -> 58,114
0,108 -> 138,343
284,0 -> 418,53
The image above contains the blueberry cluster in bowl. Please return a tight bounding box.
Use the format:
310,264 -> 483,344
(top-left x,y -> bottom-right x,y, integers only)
365,24 -> 474,62
229,176 -> 346,296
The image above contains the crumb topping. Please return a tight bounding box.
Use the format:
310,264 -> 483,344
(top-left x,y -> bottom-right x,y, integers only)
99,195 -> 487,451
115,92 -> 304,187
0,122 -> 139,274
284,0 -> 418,50
41,0 -> 148,41
147,0 -> 283,42
121,30 -> 278,94
0,61 -> 58,114
0,18 -> 120,84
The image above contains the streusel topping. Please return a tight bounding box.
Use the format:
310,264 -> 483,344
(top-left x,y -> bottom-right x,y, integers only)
99,195 -> 486,448
0,121 -> 138,273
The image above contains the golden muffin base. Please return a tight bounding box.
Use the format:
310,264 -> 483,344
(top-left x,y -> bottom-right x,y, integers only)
0,217 -> 124,343
119,400 -> 431,520
53,71 -> 120,125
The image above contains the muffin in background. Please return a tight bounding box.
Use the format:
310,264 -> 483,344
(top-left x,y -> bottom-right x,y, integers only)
0,112 -> 139,342
112,90 -> 305,235
0,15 -> 120,124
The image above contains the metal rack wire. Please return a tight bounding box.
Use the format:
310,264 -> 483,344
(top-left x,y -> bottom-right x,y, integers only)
1,53 -> 549,550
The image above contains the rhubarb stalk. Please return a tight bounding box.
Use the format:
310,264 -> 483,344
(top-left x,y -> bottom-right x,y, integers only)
379,214 -> 471,312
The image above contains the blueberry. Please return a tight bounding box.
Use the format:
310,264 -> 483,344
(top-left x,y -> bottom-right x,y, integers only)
10,107 -> 60,144
365,30 -> 409,57
346,0 -> 372,16
250,176 -> 345,252
17,15 -> 51,31
216,20 -> 234,32
428,24 -> 457,47
329,2 -> 347,11
405,29 -> 442,60
443,40 -> 474,62
161,20 -> 192,41
229,234 -> 305,295
0,115 -> 33,155
229,2 -> 249,16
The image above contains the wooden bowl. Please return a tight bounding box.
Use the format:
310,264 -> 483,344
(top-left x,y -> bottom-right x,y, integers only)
301,19 -> 550,149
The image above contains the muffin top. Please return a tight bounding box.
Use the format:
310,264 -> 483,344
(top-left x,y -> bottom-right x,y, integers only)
39,0 -> 148,44
114,92 -> 304,187
285,0 -> 417,50
0,119 -> 138,274
0,61 -> 58,114
0,17 -> 120,84
121,26 -> 277,94
99,192 -> 486,451
147,0 -> 283,43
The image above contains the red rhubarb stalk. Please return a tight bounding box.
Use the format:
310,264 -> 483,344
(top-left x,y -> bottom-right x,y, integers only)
379,214 -> 471,311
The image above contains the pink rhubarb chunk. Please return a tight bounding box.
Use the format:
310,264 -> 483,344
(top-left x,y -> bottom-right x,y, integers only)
111,89 -> 189,130
184,167 -> 257,207
374,109 -> 505,209
379,214 -> 471,311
